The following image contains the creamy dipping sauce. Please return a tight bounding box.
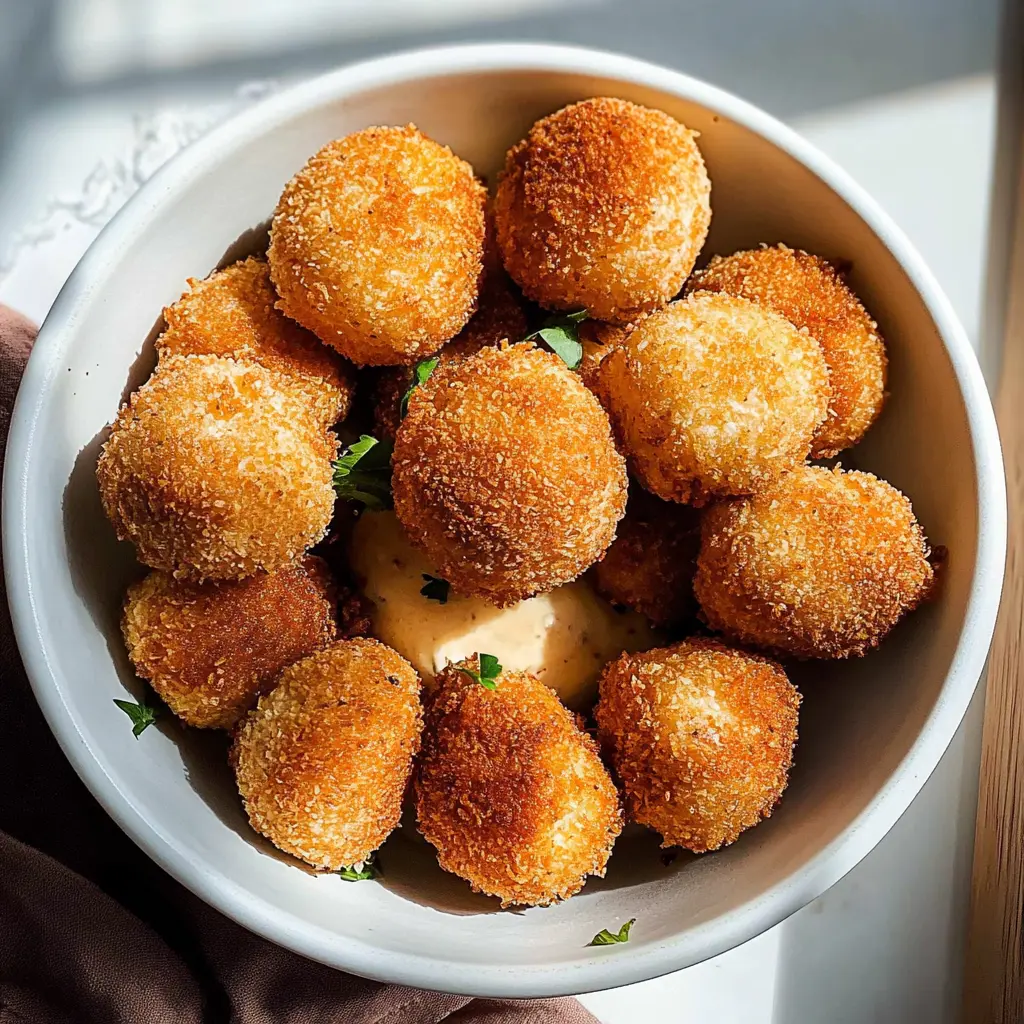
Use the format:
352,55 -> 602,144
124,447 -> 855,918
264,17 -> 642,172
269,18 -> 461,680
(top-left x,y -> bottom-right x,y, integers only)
348,511 -> 659,708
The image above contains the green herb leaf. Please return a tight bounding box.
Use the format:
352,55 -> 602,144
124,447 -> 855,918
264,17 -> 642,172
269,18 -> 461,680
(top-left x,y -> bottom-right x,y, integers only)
420,574 -> 450,604
332,434 -> 394,510
400,356 -> 441,418
457,653 -> 502,691
338,854 -> 380,881
113,698 -> 158,738
587,919 -> 635,946
524,309 -> 589,369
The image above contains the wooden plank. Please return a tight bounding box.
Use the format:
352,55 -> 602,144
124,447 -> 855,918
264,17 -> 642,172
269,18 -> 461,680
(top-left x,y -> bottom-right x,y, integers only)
963,5 -> 1024,1019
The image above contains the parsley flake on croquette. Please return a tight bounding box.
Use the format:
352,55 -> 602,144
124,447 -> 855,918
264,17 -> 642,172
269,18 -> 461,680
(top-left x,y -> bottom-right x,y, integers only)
457,653 -> 502,689
400,355 -> 441,418
338,854 -> 380,881
523,309 -> 588,369
332,434 -> 394,510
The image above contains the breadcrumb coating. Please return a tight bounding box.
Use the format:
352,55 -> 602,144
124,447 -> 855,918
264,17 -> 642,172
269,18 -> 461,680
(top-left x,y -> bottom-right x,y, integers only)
687,244 -> 887,457
97,355 -> 338,580
597,293 -> 829,505
577,318 -> 635,392
268,125 -> 487,366
416,659 -> 622,906
234,638 -> 422,870
392,343 -> 628,605
158,257 -> 356,426
122,557 -> 337,729
592,487 -> 701,627
694,465 -> 935,658
494,97 -> 711,323
596,638 -> 799,852
373,259 -> 527,440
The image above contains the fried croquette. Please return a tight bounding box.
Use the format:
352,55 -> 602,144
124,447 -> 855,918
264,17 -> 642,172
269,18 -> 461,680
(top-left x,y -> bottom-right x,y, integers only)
597,293 -> 829,505
97,355 -> 338,580
577,319 -> 634,392
592,487 -> 701,627
595,638 -> 799,852
268,125 -> 487,366
415,658 -> 622,905
687,244 -> 887,457
694,465 -> 935,658
233,638 -> 422,870
392,343 -> 628,605
373,262 -> 527,440
122,557 -> 337,729
158,257 -> 356,426
494,97 -> 711,323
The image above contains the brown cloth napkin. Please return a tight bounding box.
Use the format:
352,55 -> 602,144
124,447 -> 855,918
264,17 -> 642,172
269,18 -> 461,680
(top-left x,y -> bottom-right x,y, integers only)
0,304 -> 601,1024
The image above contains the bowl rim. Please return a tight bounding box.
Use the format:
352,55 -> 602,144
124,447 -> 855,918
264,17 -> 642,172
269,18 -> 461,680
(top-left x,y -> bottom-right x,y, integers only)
2,42 -> 1007,997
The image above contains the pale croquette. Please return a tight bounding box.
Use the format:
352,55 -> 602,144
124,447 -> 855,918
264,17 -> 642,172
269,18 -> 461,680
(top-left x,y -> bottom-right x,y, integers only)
122,557 -> 337,729
416,658 -> 622,906
233,638 -> 422,870
694,465 -> 935,658
592,487 -> 701,627
268,125 -> 487,366
392,343 -> 628,605
687,244 -> 886,457
597,293 -> 829,505
97,355 -> 338,580
494,97 -> 711,324
159,257 -> 355,426
373,261 -> 527,440
595,638 -> 799,852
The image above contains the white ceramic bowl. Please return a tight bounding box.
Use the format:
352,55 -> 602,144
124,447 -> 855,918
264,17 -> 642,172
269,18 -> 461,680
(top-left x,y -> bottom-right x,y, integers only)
3,44 -> 1006,997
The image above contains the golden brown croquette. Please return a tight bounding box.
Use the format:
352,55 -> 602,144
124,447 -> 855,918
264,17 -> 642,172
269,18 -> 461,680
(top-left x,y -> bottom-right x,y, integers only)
597,293 -> 829,505
97,355 -> 338,580
687,244 -> 887,457
268,125 -> 487,366
592,487 -> 701,627
158,257 -> 356,426
416,658 -> 622,906
122,557 -> 337,729
233,638 -> 422,870
392,343 -> 628,605
577,318 -> 635,392
694,465 -> 935,658
494,97 -> 711,324
596,638 -> 799,852
372,261 -> 527,440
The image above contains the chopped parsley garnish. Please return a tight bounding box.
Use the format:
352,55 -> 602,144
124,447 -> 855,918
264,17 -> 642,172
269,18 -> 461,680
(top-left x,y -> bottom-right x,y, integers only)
332,434 -> 393,510
113,698 -> 158,738
458,653 -> 502,690
338,854 -> 380,881
400,356 -> 440,418
420,574 -> 450,604
524,309 -> 589,369
587,919 -> 635,946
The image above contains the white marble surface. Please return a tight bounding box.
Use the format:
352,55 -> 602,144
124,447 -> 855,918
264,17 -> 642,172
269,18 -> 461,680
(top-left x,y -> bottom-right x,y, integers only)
0,71 -> 997,1024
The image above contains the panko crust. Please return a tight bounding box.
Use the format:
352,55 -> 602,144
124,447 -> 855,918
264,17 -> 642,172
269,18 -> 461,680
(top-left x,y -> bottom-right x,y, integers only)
592,487 -> 701,627
577,318 -> 636,393
268,125 -> 487,366
597,293 -> 829,505
373,260 -> 527,440
97,355 -> 338,580
495,97 -> 711,324
595,637 -> 799,852
392,343 -> 628,605
415,659 -> 623,906
158,256 -> 356,426
233,638 -> 422,870
694,465 -> 935,658
122,557 -> 337,729
687,244 -> 887,457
